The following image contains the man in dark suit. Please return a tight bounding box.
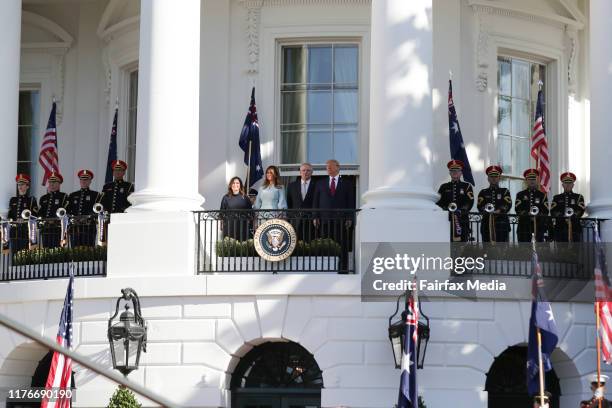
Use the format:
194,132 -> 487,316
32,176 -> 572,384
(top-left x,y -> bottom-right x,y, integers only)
287,163 -> 316,241
313,159 -> 356,272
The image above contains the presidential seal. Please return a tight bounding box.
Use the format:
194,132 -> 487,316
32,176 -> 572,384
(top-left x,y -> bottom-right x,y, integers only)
254,219 -> 297,261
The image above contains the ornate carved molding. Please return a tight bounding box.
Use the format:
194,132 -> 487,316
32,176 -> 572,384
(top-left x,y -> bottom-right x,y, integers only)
242,0 -> 264,76
475,11 -> 490,92
565,25 -> 579,95
468,1 -> 584,30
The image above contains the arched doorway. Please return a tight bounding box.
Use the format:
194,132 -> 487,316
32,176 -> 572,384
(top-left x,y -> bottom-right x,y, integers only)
486,345 -> 561,408
6,350 -> 75,408
231,342 -> 323,408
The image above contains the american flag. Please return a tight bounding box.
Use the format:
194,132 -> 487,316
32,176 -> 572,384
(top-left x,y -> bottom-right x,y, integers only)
531,89 -> 550,192
41,270 -> 74,408
39,102 -> 60,186
594,226 -> 612,364
397,289 -> 419,408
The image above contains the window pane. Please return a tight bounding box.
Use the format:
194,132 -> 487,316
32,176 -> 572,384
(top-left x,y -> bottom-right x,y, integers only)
512,59 -> 530,100
333,90 -> 358,124
283,46 -> 305,84
308,46 -> 332,84
307,132 -> 332,163
307,91 -> 332,124
333,131 -> 358,164
334,46 -> 358,84
511,99 -> 530,137
282,92 -> 306,124
18,127 -> 32,163
498,58 -> 511,96
19,91 -> 35,126
512,138 -> 530,177
129,71 -> 139,108
498,134 -> 512,174
498,96 -> 511,135
282,132 -> 306,164
17,162 -> 30,176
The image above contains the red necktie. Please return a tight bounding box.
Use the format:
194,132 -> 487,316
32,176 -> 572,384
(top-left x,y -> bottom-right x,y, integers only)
330,177 -> 336,196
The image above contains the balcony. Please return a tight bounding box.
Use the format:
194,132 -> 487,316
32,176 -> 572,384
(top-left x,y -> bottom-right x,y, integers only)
0,215 -> 107,281
196,209 -> 357,274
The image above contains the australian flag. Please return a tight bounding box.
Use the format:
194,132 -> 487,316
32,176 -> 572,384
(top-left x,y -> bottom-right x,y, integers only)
239,87 -> 264,187
526,248 -> 558,396
398,296 -> 419,408
448,80 -> 475,186
104,108 -> 118,184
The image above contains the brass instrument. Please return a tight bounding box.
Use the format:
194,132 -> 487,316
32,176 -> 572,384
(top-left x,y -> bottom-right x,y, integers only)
56,207 -> 69,248
564,207 -> 574,217
21,209 -> 39,249
1,221 -> 9,255
565,207 -> 574,242
448,202 -> 458,212
529,206 -> 539,240
448,203 -> 462,241
485,203 -> 495,242
485,203 -> 495,213
94,203 -> 107,246
529,206 -> 540,216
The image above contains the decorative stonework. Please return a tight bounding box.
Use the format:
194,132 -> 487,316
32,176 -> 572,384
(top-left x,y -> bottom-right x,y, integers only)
475,12 -> 490,92
242,0 -> 263,76
102,48 -> 113,106
468,1 -> 584,30
565,25 -> 579,95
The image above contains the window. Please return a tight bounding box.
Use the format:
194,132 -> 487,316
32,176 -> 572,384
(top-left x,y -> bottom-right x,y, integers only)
497,56 -> 546,199
125,70 -> 138,182
280,43 -> 359,165
17,90 -> 41,179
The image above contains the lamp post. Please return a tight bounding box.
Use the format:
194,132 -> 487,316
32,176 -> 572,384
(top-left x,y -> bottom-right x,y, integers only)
108,288 -> 147,376
388,291 -> 430,369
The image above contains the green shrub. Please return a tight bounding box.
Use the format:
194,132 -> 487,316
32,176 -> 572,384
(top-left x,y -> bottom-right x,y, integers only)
12,245 -> 107,266
107,386 -> 142,408
216,237 -> 341,257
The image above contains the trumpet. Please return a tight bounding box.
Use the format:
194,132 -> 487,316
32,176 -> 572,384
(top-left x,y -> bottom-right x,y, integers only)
564,207 -> 574,217
529,206 -> 540,216
485,203 -> 495,213
448,202 -> 458,212
56,207 -> 67,218
93,203 -> 104,214
21,209 -> 37,220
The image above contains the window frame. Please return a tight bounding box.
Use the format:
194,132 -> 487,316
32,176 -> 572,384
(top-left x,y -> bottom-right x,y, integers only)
275,38 -> 363,178
118,63 -> 138,184
17,86 -> 42,181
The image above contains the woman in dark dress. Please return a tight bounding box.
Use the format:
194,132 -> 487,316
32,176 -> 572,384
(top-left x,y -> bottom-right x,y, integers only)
220,177 -> 252,240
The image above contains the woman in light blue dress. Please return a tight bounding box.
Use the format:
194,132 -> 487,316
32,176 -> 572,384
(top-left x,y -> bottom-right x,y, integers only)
254,165 -> 287,211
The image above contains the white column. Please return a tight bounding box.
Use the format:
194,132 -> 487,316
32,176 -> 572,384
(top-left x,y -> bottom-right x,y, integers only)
363,0 -> 438,210
108,0 -> 203,276
589,0 -> 612,239
0,0 -> 22,215
128,0 -> 204,212
359,0 -> 446,245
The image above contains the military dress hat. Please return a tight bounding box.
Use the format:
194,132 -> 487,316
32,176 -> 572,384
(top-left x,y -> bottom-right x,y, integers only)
523,168 -> 539,180
48,172 -> 63,183
77,169 -> 94,180
560,172 -> 577,183
112,160 -> 128,171
486,165 -> 503,177
447,160 -> 464,171
589,373 -> 610,384
15,173 -> 31,184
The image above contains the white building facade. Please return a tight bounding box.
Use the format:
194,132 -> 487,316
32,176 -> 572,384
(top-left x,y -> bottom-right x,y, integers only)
1,0 -> 612,407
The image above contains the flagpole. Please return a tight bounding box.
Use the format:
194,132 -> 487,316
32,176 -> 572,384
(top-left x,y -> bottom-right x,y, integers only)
246,140 -> 253,191
596,301 -> 603,408
537,328 -> 545,405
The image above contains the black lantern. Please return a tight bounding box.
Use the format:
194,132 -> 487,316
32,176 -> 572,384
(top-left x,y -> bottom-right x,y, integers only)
388,291 -> 430,369
108,288 -> 147,376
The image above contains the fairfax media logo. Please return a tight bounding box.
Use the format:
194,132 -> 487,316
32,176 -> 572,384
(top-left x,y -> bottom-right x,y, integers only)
254,219 -> 297,262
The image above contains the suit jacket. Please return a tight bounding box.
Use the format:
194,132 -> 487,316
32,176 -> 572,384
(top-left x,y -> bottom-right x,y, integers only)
287,178 -> 316,209
313,176 -> 356,215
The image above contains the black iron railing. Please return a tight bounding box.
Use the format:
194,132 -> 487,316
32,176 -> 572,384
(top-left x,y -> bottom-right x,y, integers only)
452,213 -> 606,279
0,214 -> 108,282
196,209 -> 357,274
